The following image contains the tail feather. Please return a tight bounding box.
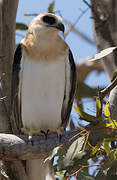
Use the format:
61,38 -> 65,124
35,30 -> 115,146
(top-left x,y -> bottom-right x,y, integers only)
27,159 -> 55,180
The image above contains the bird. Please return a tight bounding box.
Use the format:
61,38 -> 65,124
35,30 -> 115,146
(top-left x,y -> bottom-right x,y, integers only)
12,13 -> 76,180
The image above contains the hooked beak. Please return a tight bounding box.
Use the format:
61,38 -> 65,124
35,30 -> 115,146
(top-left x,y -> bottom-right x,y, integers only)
47,23 -> 65,33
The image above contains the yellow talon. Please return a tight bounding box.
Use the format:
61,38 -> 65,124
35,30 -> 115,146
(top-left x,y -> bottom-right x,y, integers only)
56,126 -> 64,136
21,127 -> 29,135
47,126 -> 65,136
21,126 -> 65,139
21,127 -> 43,136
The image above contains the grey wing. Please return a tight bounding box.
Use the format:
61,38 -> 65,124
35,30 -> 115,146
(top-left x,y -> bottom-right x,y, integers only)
11,44 -> 23,134
61,49 -> 76,128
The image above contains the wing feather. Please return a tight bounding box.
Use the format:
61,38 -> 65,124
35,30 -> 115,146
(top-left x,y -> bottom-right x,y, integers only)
61,49 -> 76,127
11,44 -> 22,133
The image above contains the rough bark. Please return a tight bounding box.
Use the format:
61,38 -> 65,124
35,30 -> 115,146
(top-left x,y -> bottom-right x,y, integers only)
0,131 -> 78,161
91,0 -> 117,120
0,1 -> 27,180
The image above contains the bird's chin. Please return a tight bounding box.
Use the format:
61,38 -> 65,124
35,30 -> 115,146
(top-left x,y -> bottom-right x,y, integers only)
44,28 -> 59,37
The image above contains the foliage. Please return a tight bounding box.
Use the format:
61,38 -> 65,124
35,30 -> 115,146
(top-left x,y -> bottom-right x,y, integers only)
88,47 -> 117,62
48,1 -> 55,13
16,22 -> 28,31
47,96 -> 117,180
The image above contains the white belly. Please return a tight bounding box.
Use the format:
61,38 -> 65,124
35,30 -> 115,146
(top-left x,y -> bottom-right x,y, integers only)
21,57 -> 65,131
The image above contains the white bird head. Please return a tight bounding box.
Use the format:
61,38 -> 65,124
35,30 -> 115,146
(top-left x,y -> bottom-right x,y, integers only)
28,13 -> 65,38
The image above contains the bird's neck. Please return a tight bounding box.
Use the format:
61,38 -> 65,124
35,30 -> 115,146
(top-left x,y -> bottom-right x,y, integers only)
22,33 -> 68,62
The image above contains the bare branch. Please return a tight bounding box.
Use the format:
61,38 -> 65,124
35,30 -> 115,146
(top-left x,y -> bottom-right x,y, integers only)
24,13 -> 38,17
0,131 -> 78,160
76,59 -> 104,82
100,77 -> 117,99
83,0 -> 92,8
65,21 -> 95,46
0,1 -> 28,180
0,126 -> 116,161
91,0 -> 117,121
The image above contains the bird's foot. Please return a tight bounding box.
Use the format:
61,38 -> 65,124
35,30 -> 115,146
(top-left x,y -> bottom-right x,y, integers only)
56,126 -> 65,136
41,127 -> 65,141
55,126 -> 65,141
40,129 -> 50,140
21,127 -> 41,145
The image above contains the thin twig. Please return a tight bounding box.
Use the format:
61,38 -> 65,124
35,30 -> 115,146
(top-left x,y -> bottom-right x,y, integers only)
65,7 -> 89,38
66,22 -> 95,45
67,162 -> 103,179
68,130 -> 86,142
83,0 -> 92,8
24,13 -> 38,17
82,131 -> 90,151
100,77 -> 117,99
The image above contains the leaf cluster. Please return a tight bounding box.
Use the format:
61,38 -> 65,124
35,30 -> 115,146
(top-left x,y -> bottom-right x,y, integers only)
47,96 -> 117,180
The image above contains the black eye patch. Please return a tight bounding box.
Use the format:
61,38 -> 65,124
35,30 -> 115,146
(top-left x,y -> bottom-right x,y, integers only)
42,15 -> 56,25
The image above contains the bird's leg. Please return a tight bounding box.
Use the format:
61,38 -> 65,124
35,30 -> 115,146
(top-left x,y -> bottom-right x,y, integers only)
21,127 -> 43,136
21,127 -> 34,145
40,129 -> 50,140
56,126 -> 65,136
21,127 -> 42,145
55,126 -> 65,141
44,126 -> 65,141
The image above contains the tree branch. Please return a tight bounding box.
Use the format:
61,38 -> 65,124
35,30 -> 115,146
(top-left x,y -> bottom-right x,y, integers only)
91,0 -> 117,120
0,126 -> 116,162
76,59 -> 104,82
0,131 -> 78,160
0,1 -> 28,180
100,77 -> 117,99
66,21 -> 95,46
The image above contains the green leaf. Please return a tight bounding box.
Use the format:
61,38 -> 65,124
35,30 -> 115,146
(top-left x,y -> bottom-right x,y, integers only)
106,119 -> 117,129
45,146 -> 59,162
96,151 -> 115,178
91,156 -> 98,163
111,70 -> 117,82
77,82 -> 97,98
104,140 -> 111,154
114,150 -> 117,160
107,160 -> 117,176
16,23 -> 28,31
70,119 -> 75,130
91,142 -> 101,155
55,170 -> 65,179
73,105 -> 97,122
63,137 -> 85,167
79,171 -> 95,180
48,1 -> 55,13
88,47 -> 117,62
104,102 -> 110,117
96,97 -> 102,119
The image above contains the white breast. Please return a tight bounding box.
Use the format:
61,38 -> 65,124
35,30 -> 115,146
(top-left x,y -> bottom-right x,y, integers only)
20,56 -> 65,131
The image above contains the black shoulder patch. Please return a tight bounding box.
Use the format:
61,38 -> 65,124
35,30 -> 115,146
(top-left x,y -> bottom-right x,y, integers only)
11,43 -> 23,133
13,44 -> 22,72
